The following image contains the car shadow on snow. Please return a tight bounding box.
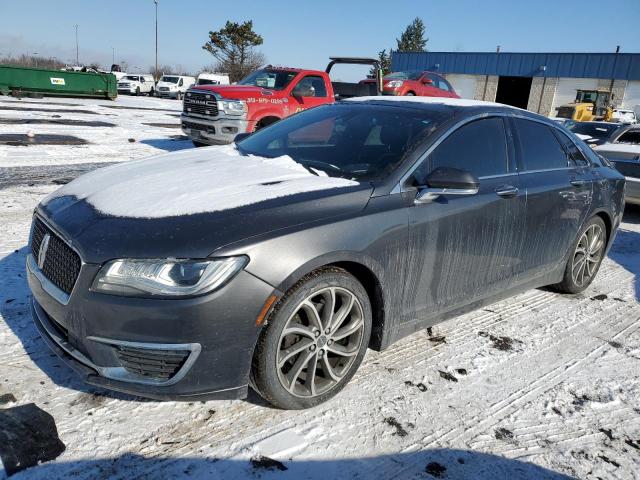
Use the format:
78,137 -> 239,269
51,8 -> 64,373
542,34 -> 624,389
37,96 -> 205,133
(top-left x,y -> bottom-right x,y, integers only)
7,449 -> 576,480
139,137 -> 195,152
0,247 -> 142,402
607,205 -> 640,301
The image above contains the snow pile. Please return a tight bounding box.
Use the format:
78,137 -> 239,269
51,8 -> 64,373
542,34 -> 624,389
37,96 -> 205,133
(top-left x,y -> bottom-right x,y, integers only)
44,145 -> 358,218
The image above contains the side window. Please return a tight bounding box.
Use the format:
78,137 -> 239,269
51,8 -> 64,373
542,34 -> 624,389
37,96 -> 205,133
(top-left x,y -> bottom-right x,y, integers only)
432,75 -> 450,91
553,129 -> 589,167
414,117 -> 509,183
616,130 -> 640,145
293,76 -> 328,97
514,119 -> 569,171
178,78 -> 184,87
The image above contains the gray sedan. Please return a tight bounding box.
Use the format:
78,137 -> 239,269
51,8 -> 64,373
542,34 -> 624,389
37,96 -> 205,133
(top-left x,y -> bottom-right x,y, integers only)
27,98 -> 625,409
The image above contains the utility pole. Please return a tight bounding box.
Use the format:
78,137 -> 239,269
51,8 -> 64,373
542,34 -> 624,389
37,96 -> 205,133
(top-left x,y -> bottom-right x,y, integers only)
112,47 -> 115,65
154,0 -> 159,81
33,52 -> 39,68
74,24 -> 79,65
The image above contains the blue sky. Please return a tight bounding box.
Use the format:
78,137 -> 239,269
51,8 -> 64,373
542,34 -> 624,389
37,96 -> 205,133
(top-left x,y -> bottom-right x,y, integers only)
1,0 -> 640,78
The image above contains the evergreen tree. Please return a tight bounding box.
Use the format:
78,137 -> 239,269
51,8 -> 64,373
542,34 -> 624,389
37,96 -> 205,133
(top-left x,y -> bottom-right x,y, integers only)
202,20 -> 265,82
396,17 -> 428,52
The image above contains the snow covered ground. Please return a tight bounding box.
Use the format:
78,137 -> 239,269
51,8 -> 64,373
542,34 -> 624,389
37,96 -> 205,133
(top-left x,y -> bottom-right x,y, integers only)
1,95 -> 639,480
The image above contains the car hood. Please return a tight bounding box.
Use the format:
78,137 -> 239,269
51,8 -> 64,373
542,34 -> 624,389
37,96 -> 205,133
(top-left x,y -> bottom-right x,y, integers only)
192,85 -> 277,100
38,145 -> 370,263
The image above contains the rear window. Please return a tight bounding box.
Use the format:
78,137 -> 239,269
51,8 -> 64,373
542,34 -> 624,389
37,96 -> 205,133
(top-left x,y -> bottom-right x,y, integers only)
616,130 -> 640,145
514,119 -> 569,171
568,123 -> 617,139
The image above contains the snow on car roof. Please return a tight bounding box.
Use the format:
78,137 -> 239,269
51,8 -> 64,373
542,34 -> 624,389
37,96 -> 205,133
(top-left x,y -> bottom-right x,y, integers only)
45,145 -> 358,219
594,143 -> 640,155
345,96 -> 517,109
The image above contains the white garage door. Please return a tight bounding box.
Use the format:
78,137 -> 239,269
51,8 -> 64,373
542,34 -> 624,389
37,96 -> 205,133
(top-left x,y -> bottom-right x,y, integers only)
446,74 -> 477,99
622,80 -> 640,116
550,78 -> 599,117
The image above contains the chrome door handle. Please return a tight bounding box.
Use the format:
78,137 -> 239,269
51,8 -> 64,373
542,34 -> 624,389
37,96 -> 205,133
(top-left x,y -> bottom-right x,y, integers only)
495,185 -> 519,198
570,179 -> 586,187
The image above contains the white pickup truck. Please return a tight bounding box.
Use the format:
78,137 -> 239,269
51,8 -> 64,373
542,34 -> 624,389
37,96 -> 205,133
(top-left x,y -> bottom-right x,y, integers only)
117,74 -> 156,96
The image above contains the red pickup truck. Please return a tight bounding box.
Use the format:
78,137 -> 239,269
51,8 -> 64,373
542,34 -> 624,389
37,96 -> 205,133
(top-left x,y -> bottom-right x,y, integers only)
181,58 -> 382,146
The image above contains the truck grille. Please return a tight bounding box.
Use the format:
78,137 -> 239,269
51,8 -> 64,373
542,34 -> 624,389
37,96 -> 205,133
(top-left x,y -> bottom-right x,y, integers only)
183,91 -> 219,116
31,218 -> 81,295
118,83 -> 130,89
115,345 -> 190,381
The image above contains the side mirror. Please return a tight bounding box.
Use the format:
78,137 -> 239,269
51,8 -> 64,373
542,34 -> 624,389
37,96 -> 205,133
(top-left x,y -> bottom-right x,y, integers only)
234,132 -> 252,143
413,167 -> 479,204
292,85 -> 315,98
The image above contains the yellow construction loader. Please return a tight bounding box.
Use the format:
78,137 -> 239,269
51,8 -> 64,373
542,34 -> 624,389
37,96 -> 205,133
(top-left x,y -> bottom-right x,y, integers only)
556,89 -> 614,122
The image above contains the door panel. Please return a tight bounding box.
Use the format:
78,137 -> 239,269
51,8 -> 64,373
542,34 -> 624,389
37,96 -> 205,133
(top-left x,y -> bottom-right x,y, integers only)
402,116 -> 526,323
511,117 -> 593,278
404,174 -> 526,320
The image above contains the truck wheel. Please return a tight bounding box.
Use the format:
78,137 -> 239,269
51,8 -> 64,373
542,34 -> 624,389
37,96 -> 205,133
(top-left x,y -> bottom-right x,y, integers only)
149,88 -> 155,97
251,267 -> 372,409
135,87 -> 140,96
177,92 -> 183,101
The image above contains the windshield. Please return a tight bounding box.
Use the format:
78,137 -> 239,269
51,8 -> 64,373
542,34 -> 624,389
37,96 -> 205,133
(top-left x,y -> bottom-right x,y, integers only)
237,103 -> 448,182
568,122 -> 617,139
385,71 -> 423,81
197,79 -> 219,85
123,76 -> 139,81
238,69 -> 298,90
160,76 -> 179,84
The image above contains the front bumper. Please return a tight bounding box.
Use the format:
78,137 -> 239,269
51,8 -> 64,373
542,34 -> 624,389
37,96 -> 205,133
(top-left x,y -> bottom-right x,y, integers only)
117,87 -> 137,94
157,90 -> 179,98
625,177 -> 640,205
27,251 -> 276,401
181,114 -> 250,145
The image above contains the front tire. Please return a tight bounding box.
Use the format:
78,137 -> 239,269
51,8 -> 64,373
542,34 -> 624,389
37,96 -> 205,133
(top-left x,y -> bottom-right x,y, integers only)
251,268 -> 372,410
135,86 -> 140,96
553,216 -> 607,294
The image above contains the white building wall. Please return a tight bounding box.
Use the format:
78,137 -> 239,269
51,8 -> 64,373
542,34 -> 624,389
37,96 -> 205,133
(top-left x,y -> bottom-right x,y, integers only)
444,74 -> 478,99
622,80 -> 640,117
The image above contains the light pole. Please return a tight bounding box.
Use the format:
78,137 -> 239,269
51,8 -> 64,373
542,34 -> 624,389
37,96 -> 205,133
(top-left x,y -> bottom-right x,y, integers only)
112,47 -> 115,65
33,52 -> 39,68
74,24 -> 79,65
154,0 -> 158,81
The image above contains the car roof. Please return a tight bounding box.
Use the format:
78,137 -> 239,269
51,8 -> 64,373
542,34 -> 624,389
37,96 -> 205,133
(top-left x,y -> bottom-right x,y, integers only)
345,95 -> 518,111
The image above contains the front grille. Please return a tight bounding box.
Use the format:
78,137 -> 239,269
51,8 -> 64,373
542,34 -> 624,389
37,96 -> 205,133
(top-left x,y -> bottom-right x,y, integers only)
158,86 -> 170,91
31,218 -> 81,295
115,346 -> 190,381
118,83 -> 130,88
183,91 -> 219,117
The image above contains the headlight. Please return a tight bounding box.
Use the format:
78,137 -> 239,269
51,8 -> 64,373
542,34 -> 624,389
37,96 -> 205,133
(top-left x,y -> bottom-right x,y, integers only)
220,99 -> 247,116
386,80 -> 404,88
91,257 -> 248,297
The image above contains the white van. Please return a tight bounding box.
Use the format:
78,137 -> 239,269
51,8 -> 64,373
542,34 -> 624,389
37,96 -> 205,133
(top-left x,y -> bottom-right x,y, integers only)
156,75 -> 196,99
196,72 -> 230,86
117,74 -> 156,96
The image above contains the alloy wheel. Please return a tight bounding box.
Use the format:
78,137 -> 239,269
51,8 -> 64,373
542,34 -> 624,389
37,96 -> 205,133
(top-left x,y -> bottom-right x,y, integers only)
571,224 -> 604,287
276,287 -> 365,398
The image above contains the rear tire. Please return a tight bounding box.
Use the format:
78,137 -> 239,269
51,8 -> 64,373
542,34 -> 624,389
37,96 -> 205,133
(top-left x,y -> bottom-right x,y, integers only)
149,88 -> 155,97
135,87 -> 140,96
552,216 -> 607,294
192,141 -> 207,147
251,268 -> 372,410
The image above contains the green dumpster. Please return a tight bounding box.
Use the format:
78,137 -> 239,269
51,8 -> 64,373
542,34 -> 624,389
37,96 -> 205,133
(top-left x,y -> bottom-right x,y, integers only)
0,65 -> 117,99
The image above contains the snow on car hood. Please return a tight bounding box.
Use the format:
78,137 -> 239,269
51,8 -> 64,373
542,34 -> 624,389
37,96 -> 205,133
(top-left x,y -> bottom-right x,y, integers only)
44,145 -> 358,219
